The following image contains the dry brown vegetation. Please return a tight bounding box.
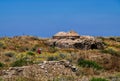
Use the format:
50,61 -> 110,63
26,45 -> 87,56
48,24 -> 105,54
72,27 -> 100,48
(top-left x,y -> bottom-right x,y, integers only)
0,36 -> 120,81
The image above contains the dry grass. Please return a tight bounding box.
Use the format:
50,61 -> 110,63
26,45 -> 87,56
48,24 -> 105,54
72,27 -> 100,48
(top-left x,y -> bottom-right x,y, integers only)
0,36 -> 120,80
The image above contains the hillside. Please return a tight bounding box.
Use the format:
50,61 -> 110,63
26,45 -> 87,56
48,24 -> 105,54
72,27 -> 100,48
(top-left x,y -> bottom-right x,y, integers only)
0,36 -> 120,81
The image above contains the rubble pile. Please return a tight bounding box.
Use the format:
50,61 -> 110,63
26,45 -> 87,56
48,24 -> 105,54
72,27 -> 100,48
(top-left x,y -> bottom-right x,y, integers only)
0,61 -> 82,81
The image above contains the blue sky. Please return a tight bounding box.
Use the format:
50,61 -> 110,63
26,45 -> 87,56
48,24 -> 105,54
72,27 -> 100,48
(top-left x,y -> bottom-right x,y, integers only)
0,0 -> 120,37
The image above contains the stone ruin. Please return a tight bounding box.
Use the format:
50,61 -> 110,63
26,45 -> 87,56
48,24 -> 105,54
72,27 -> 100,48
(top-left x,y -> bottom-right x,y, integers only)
47,31 -> 104,50
53,30 -> 80,39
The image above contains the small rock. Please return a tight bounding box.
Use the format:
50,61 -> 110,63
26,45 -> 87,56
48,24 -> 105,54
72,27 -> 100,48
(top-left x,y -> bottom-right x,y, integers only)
38,63 -> 42,66
64,61 -> 70,67
43,61 -> 47,64
71,66 -> 77,72
41,65 -> 44,69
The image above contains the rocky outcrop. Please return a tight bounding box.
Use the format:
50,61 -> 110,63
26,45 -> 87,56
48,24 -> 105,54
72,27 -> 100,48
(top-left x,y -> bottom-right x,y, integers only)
47,36 -> 104,50
0,61 -> 81,81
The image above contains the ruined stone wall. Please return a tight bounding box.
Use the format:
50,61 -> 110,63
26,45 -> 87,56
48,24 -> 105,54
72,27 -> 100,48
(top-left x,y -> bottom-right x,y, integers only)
48,36 -> 104,50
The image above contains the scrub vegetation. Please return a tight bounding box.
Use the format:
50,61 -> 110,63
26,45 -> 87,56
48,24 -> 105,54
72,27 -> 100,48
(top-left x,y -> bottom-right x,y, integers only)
0,36 -> 120,81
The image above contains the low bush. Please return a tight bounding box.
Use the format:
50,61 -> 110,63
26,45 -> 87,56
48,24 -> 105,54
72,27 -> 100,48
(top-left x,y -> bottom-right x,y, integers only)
116,37 -> 120,42
0,62 -> 4,67
102,42 -> 108,46
0,41 -> 6,49
109,37 -> 116,41
15,77 -> 30,81
97,37 -> 105,41
19,46 -> 29,52
4,51 -> 15,57
90,77 -> 108,81
108,37 -> 120,42
11,58 -> 33,67
0,41 -> 4,48
27,51 -> 35,56
31,44 -> 40,52
102,47 -> 120,56
77,58 -> 102,70
47,56 -> 59,61
115,45 -> 120,48
0,78 -> 3,81
48,47 -> 58,53
59,53 -> 66,59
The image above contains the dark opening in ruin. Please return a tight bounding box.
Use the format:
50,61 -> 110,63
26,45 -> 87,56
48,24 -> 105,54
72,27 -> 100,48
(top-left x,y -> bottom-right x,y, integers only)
74,43 -> 84,49
91,44 -> 98,49
53,42 -> 56,47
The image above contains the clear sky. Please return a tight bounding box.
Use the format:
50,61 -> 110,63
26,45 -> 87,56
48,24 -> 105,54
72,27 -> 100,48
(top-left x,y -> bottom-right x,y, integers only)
0,0 -> 120,37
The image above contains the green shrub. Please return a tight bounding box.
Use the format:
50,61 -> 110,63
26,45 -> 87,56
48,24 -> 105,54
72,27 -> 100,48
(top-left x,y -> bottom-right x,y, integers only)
102,42 -> 108,46
47,56 -> 59,61
115,45 -> 120,48
0,78 -> 3,81
0,41 -> 4,47
4,51 -> 15,57
49,47 -> 58,53
0,41 -> 6,49
11,58 -> 33,67
77,58 -> 102,70
90,77 -> 108,81
27,51 -> 35,56
59,53 -> 66,59
102,47 -> 120,56
0,62 -> 4,67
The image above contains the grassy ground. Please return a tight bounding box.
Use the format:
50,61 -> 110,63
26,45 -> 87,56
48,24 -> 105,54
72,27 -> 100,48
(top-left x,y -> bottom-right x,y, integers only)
0,36 -> 120,81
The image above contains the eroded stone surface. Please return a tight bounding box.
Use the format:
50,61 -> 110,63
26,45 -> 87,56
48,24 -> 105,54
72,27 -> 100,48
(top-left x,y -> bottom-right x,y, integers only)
1,61 -> 81,81
47,36 -> 104,50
